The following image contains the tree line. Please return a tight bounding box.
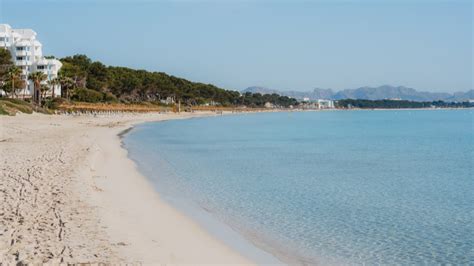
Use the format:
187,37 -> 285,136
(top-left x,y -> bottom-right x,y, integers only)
58,54 -> 298,107
336,99 -> 474,109
0,52 -> 298,108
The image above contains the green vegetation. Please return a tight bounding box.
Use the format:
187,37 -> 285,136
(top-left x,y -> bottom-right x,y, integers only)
239,92 -> 298,108
58,55 -> 298,108
0,49 -> 13,73
72,87 -> 117,103
336,99 -> 474,109
0,98 -> 34,115
5,51 -> 470,113
0,49 -> 24,98
27,71 -> 47,104
0,51 -> 298,112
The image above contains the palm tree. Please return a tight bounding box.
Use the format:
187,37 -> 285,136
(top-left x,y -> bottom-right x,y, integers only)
47,77 -> 60,98
59,75 -> 75,100
6,66 -> 22,98
28,71 -> 47,105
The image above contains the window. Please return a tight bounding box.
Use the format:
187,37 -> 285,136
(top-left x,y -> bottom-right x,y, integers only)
16,56 -> 24,61
37,65 -> 46,70
0,37 -> 4,42
16,46 -> 25,51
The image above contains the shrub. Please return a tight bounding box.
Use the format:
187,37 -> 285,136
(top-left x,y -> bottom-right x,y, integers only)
72,87 -> 104,103
0,105 -> 8,115
0,99 -> 33,115
103,92 -> 118,103
44,97 -> 67,109
2,98 -> 30,105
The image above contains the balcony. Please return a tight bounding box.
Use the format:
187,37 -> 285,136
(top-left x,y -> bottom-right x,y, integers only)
36,65 -> 48,72
15,60 -> 31,66
15,50 -> 29,56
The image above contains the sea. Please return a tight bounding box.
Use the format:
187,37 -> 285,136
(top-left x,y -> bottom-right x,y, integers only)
123,109 -> 473,265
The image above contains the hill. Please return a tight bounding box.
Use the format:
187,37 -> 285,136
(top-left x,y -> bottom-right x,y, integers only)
242,85 -> 473,102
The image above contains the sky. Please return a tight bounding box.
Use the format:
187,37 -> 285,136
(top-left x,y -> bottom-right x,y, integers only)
0,0 -> 472,92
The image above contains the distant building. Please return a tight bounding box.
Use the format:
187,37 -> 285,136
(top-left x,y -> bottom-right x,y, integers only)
299,99 -> 335,109
316,99 -> 335,109
0,24 -> 62,97
302,97 -> 310,102
160,96 -> 175,105
264,102 -> 274,108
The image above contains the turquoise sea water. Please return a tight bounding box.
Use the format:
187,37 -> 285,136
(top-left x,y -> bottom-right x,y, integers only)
124,110 -> 473,264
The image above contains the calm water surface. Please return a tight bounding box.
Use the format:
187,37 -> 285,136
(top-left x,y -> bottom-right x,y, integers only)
124,110 -> 473,264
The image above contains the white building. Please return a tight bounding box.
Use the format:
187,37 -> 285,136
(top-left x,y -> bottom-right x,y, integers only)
316,99 -> 335,109
0,24 -> 62,98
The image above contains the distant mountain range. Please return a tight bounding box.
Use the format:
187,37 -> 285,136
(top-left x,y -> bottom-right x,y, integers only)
242,85 -> 474,102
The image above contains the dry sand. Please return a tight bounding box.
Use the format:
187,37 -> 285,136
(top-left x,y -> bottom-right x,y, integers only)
0,111 -> 257,264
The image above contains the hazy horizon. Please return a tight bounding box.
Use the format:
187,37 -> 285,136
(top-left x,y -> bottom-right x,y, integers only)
1,0 -> 472,93
244,84 -> 472,94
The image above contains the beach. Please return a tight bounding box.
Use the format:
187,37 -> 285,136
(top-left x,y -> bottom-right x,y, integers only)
0,112 -> 254,264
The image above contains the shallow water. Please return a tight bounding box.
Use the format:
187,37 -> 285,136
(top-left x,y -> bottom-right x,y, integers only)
124,110 -> 473,264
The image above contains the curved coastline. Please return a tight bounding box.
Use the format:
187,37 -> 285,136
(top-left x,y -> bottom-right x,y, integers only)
118,113 -> 336,265
120,114 -> 320,266
118,114 -> 284,265
82,111 -> 267,264
3,109 -> 469,263
0,111 -> 264,264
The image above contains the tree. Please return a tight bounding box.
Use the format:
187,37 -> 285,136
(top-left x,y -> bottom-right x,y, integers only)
60,54 -> 91,88
0,49 -> 13,74
57,53 -> 300,107
5,66 -> 23,98
87,61 -> 108,91
58,75 -> 75,99
47,77 -> 60,98
28,71 -> 47,105
0,49 -> 14,92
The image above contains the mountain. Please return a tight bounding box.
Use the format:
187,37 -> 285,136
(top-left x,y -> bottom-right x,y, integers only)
243,87 -> 336,100
447,90 -> 474,101
332,85 -> 452,101
242,86 -> 281,95
242,85 -> 473,102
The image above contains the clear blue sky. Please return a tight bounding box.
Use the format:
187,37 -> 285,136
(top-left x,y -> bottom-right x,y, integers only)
1,0 -> 472,92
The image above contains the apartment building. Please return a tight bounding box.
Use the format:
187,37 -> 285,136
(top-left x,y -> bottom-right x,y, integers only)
0,24 -> 62,97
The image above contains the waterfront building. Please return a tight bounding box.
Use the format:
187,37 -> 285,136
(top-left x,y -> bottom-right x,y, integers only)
316,99 -> 335,109
0,24 -> 62,98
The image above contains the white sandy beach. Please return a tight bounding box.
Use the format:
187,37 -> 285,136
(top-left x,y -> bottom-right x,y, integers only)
0,111 -> 257,264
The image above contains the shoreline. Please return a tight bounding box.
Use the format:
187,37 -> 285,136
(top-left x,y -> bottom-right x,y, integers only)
120,117 -> 290,265
120,114 -> 322,265
0,111 -> 270,264
117,114 -> 283,264
2,108 -> 470,263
